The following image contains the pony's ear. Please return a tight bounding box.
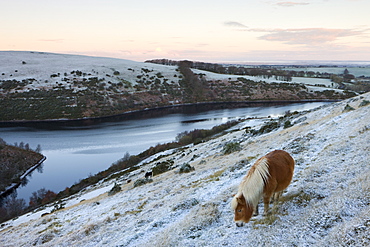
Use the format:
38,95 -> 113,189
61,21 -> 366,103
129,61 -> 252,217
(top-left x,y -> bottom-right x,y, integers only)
236,195 -> 246,205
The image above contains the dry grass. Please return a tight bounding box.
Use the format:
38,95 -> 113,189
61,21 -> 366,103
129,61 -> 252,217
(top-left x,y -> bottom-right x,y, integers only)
150,202 -> 221,246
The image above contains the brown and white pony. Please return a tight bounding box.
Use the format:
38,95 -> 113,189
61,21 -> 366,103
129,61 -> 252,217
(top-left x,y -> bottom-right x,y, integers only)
231,150 -> 294,227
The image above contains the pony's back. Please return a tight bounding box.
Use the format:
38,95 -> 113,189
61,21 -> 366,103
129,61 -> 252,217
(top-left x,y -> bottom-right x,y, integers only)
264,150 -> 294,193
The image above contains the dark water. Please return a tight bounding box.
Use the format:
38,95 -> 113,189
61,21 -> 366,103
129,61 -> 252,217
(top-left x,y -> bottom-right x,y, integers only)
0,102 -> 330,201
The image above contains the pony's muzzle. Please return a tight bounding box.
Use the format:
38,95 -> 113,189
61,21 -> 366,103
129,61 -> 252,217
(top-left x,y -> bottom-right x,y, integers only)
235,221 -> 244,227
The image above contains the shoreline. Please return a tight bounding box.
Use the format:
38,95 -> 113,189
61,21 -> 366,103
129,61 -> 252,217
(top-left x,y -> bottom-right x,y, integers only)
0,99 -> 338,128
0,156 -> 46,198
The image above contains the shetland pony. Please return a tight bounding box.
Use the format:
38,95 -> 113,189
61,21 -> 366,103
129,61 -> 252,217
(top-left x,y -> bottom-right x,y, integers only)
231,150 -> 294,227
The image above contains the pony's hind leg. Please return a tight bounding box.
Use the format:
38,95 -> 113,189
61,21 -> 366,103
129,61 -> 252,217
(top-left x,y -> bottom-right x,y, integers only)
263,195 -> 272,216
272,191 -> 283,204
263,190 -> 282,215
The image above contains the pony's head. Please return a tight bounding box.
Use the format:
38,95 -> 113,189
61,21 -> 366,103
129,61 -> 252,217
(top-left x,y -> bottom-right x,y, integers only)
231,193 -> 254,227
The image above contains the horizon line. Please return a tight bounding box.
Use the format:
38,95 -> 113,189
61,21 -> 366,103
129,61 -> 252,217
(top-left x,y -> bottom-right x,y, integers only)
2,50 -> 370,66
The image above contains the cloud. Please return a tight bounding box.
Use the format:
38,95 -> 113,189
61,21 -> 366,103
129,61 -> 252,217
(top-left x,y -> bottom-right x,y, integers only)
258,28 -> 363,45
244,44 -> 370,61
225,22 -> 365,46
224,21 -> 248,29
275,1 -> 310,7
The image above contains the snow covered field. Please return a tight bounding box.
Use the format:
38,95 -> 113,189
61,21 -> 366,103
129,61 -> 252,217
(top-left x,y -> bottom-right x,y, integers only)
1,51 -> 344,95
1,92 -> 369,246
0,51 -> 181,93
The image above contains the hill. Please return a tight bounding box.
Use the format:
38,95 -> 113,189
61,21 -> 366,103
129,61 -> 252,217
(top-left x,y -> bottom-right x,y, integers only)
0,51 -> 355,122
1,92 -> 369,246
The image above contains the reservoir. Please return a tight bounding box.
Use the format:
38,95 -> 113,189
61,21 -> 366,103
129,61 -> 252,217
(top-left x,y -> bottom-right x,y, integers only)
0,102 -> 330,202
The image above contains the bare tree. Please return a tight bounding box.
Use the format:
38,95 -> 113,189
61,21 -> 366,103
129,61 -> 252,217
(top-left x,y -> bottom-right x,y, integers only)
3,193 -> 26,219
35,144 -> 42,153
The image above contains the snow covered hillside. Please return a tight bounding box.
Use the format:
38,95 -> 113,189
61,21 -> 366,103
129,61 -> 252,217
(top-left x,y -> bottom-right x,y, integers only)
1,92 -> 369,246
0,51 -> 181,91
1,51 -> 355,121
1,51 -> 336,92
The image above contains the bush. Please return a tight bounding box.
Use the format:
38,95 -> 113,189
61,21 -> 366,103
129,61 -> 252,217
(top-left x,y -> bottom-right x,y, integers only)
179,163 -> 195,173
223,142 -> 241,154
343,104 -> 355,112
134,178 -> 153,187
172,198 -> 199,211
284,120 -> 293,129
176,120 -> 241,146
250,120 -> 279,135
152,161 -> 174,176
359,100 -> 370,107
108,183 -> 122,196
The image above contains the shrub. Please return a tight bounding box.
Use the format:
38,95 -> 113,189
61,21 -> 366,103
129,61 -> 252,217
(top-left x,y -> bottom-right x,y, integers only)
343,104 -> 355,112
284,120 -> 293,129
359,100 -> 370,107
133,178 -> 153,187
108,183 -> 122,196
152,161 -> 174,176
172,198 -> 199,211
223,142 -> 241,154
51,201 -> 66,213
250,120 -> 279,135
175,120 -> 241,146
179,163 -> 195,173
229,159 -> 249,172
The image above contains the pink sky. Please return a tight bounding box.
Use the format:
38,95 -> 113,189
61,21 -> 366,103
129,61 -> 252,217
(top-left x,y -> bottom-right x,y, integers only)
1,0 -> 369,62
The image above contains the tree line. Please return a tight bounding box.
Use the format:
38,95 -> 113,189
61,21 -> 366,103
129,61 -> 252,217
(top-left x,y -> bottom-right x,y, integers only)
13,141 -> 41,153
145,59 -> 358,83
0,188 -> 57,223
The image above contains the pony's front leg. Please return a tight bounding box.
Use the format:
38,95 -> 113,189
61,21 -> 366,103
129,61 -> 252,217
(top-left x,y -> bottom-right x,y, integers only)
253,204 -> 259,216
263,195 -> 271,216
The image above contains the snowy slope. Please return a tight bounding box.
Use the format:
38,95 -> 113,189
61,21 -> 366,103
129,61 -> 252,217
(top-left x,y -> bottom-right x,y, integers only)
1,92 -> 369,246
0,51 -> 181,93
1,51 -> 343,94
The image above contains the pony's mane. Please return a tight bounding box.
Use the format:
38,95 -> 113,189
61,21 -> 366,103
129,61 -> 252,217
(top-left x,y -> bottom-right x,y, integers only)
231,192 -> 241,210
239,157 -> 270,207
